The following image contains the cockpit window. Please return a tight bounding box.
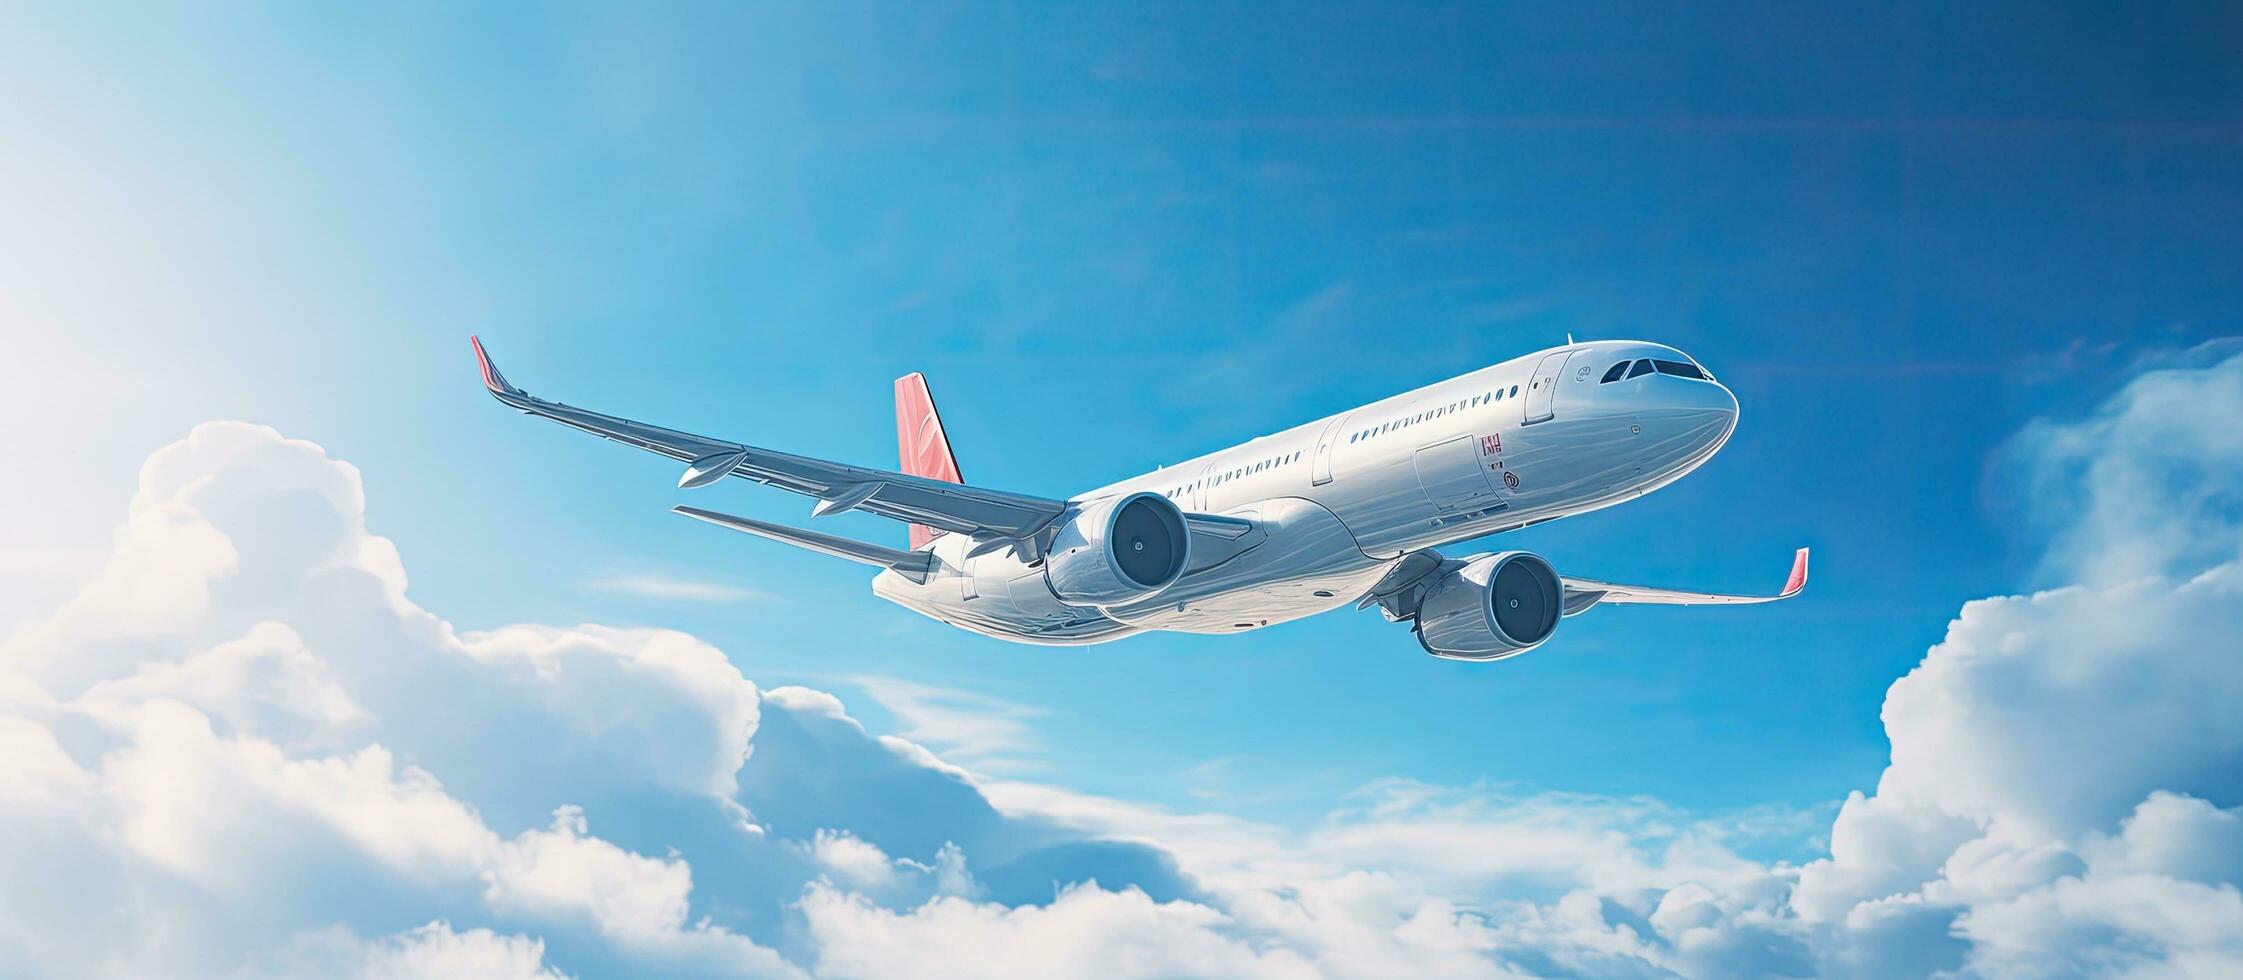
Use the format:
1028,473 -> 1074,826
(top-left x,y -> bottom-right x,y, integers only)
1652,359 -> 1706,380
1626,359 -> 1654,379
1600,361 -> 1630,384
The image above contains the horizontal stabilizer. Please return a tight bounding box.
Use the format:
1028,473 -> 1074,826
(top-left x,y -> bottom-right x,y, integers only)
673,506 -> 936,583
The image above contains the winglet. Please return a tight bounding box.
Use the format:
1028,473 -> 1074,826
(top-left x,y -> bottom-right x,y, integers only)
470,335 -> 524,397
1780,547 -> 1810,598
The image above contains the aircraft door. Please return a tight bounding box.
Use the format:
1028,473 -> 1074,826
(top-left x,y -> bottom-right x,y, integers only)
1309,414 -> 1350,486
1189,462 -> 1216,511
1522,350 -> 1573,425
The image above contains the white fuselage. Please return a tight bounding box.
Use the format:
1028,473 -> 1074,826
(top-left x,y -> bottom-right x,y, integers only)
873,340 -> 1740,644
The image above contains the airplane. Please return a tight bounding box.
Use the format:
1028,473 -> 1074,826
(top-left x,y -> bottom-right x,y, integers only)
471,337 -> 1805,660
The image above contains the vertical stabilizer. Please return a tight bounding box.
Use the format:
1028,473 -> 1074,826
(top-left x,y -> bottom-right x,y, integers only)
894,372 -> 963,548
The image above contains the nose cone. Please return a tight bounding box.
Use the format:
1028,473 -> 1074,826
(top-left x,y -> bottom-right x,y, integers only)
1674,378 -> 1739,451
1625,374 -> 1738,467
1702,379 -> 1741,431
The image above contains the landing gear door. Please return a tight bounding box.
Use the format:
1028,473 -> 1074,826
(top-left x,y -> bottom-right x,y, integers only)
1522,350 -> 1573,425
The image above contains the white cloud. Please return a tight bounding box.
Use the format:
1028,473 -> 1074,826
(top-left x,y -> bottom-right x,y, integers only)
2007,342 -> 2243,585
0,423 -> 795,977
585,574 -> 763,603
261,921 -> 568,980
485,805 -> 695,944
799,882 -> 1319,980
1786,349 -> 2243,975
801,829 -> 905,893
459,624 -> 762,799
76,621 -> 370,747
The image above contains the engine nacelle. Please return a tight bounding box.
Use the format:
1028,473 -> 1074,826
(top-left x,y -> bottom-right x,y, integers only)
1044,492 -> 1191,606
1414,551 -> 1562,661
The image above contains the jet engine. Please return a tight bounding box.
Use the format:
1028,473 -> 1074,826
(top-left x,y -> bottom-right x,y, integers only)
1414,551 -> 1562,661
1044,492 -> 1191,606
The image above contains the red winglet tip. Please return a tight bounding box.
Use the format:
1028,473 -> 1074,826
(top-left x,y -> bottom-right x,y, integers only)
1782,547 -> 1810,597
470,335 -> 511,394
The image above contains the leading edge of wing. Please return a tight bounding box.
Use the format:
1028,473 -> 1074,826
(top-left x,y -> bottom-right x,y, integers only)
467,337 -> 1067,540
1561,547 -> 1809,612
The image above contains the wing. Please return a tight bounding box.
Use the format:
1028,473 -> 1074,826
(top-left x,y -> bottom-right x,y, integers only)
1561,548 -> 1809,616
470,337 -> 1066,540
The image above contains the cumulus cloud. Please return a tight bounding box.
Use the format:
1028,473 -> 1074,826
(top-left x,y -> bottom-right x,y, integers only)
259,921 -> 567,980
0,424 -> 798,976
1785,348 -> 2243,976
0,421 -> 1270,976
799,882 -> 1317,980
4,347 -> 2242,978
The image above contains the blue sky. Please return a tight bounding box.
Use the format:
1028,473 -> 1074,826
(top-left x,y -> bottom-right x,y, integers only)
8,1 -> 2241,826
5,5 -> 2243,975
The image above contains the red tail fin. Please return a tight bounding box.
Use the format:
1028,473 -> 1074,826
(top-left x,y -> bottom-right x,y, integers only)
894,372 -> 963,549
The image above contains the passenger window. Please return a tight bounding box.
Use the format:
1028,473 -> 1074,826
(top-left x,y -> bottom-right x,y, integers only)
1509,385 -> 1519,397
1627,359 -> 1654,379
1600,361 -> 1630,383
